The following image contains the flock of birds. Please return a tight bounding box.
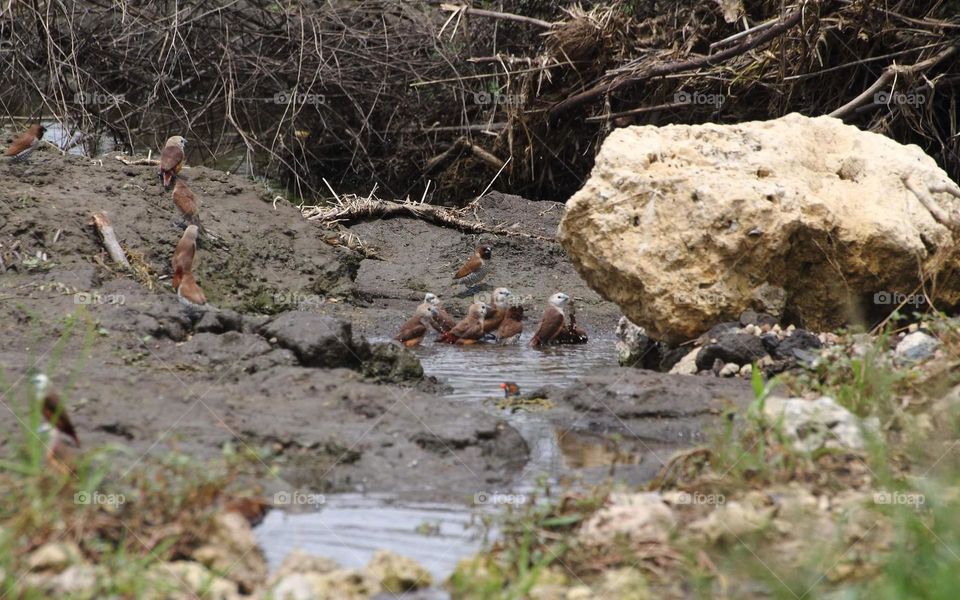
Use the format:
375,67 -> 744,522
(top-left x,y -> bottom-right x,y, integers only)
5,123 -> 589,475
394,245 -> 588,349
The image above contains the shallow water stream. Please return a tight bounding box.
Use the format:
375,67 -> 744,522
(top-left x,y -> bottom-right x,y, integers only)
255,336 -> 623,588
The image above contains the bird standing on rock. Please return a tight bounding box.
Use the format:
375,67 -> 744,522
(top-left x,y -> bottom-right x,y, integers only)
438,302 -> 490,344
452,245 -> 492,290
31,374 -> 80,476
4,124 -> 46,162
529,292 -> 571,348
421,293 -> 456,333
395,303 -> 439,347
172,225 -> 207,307
159,135 -> 187,190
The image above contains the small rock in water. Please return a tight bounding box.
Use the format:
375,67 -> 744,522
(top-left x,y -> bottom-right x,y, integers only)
895,331 -> 939,363
615,316 -> 657,368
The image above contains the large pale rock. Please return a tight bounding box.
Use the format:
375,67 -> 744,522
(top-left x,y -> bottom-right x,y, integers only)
559,113 -> 960,343
763,396 -> 876,453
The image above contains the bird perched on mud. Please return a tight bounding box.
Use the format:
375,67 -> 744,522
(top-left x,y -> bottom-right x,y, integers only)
172,225 -> 207,308
496,305 -> 524,344
529,292 -> 571,348
31,374 -> 80,476
482,287 -> 512,333
172,178 -> 201,228
452,245 -> 492,290
421,293 -> 456,333
395,303 -> 439,347
439,302 -> 491,344
159,135 -> 187,190
4,124 -> 46,162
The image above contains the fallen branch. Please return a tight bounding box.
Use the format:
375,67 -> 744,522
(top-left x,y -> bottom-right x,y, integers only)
423,136 -> 505,175
302,195 -> 554,242
91,212 -> 131,268
903,173 -> 960,230
440,4 -> 553,30
829,45 -> 958,119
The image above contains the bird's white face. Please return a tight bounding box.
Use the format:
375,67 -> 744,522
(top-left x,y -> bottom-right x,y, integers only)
30,373 -> 49,397
175,136 -> 187,149
493,288 -> 511,307
549,292 -> 570,307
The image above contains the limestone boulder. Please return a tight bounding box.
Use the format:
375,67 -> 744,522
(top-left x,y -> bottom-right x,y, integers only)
559,113 -> 960,343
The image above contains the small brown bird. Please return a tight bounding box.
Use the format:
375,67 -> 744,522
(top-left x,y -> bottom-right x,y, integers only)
500,382 -> 520,398
496,305 -> 524,344
438,302 -> 490,344
31,374 -> 80,476
177,272 -> 208,307
171,224 -> 199,291
482,288 -> 512,333
4,124 -> 46,162
422,293 -> 456,333
453,245 -> 492,289
529,292 -> 570,348
554,301 -> 589,345
172,178 -> 201,228
172,225 -> 207,307
159,135 -> 187,189
395,303 -> 439,347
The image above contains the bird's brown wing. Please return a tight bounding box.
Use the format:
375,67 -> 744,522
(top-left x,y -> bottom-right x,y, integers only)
482,307 -> 505,333
178,273 -> 207,305
4,131 -> 37,157
171,234 -> 196,290
434,307 -> 457,332
447,315 -> 475,338
496,317 -> 523,340
395,316 -> 427,343
42,393 -> 79,445
453,253 -> 482,279
172,181 -> 197,218
159,145 -> 184,173
533,306 -> 564,344
457,317 -> 486,340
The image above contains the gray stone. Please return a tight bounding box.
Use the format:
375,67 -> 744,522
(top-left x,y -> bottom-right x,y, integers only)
895,331 -> 939,363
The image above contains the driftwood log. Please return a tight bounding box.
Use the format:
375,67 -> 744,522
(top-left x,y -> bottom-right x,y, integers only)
91,212 -> 131,268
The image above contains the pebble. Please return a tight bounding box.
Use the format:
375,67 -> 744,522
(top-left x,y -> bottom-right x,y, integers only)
719,362 -> 740,377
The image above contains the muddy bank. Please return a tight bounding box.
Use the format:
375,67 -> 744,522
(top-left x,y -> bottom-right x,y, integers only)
1,149 -> 744,508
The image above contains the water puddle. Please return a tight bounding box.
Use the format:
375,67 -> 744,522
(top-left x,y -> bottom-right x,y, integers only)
255,336 -> 631,587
